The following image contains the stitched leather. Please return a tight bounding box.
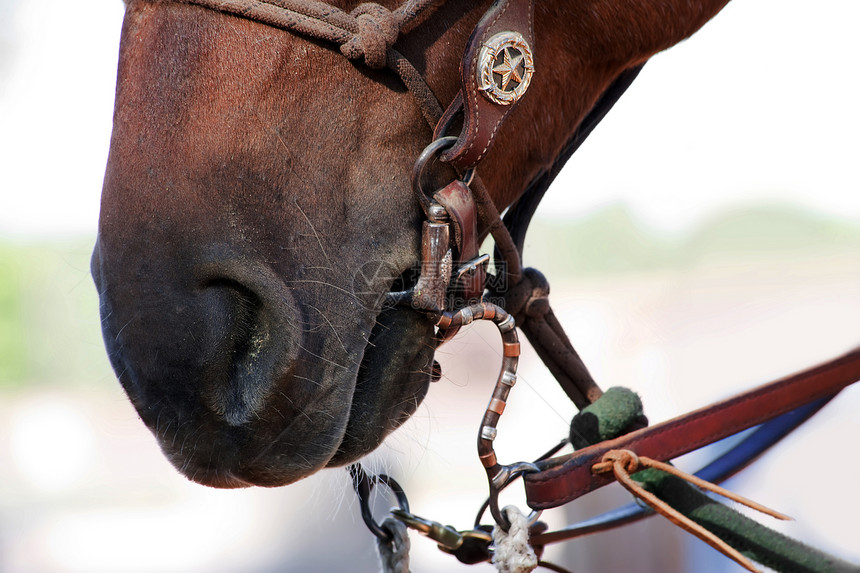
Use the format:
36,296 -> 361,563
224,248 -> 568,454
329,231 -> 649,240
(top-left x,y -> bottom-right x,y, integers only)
440,0 -> 535,171
524,346 -> 860,510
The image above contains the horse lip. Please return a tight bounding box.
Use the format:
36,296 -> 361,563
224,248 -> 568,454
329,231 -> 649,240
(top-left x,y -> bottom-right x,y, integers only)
156,387 -> 342,488
172,453 -> 286,489
326,304 -> 436,467
184,468 -> 255,489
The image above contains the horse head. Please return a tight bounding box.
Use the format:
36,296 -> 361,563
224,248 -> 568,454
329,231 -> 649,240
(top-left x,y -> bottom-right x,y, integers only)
92,0 -> 728,488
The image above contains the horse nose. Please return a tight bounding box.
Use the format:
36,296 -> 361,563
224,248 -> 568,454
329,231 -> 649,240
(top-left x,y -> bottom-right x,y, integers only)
194,263 -> 301,426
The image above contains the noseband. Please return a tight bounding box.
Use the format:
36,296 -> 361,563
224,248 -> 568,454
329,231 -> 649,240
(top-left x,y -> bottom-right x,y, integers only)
153,2 -> 860,571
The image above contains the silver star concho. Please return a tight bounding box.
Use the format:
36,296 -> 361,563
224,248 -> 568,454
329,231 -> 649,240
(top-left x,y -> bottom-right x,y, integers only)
477,31 -> 535,106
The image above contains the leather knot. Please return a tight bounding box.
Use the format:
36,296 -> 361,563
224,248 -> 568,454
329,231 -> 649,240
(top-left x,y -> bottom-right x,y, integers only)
495,267 -> 549,322
524,292 -> 549,319
593,449 -> 640,475
341,3 -> 399,69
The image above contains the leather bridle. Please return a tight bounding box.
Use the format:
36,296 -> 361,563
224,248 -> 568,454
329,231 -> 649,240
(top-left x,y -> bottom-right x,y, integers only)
154,0 -> 860,570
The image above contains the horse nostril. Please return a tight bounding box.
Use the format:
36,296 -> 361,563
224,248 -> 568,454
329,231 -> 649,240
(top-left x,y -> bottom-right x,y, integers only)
198,276 -> 285,426
205,278 -> 263,356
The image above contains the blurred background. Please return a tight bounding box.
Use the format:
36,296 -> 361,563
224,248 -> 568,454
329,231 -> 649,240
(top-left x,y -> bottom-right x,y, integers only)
1,0 -> 858,571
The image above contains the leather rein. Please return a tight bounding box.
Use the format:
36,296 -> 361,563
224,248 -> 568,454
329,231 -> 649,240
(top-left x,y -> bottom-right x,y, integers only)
162,0 -> 860,569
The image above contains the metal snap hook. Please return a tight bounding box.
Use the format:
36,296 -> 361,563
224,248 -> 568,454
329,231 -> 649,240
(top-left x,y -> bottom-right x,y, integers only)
390,508 -> 465,551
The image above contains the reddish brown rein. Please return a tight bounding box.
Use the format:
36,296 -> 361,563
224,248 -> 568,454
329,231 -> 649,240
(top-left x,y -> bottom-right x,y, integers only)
525,346 -> 860,510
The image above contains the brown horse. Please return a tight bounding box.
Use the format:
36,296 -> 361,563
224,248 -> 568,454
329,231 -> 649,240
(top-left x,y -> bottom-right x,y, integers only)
91,0 -> 730,489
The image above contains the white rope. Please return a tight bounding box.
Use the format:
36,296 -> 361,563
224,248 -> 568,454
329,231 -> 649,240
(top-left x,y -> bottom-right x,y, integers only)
376,516 -> 411,573
492,506 -> 538,573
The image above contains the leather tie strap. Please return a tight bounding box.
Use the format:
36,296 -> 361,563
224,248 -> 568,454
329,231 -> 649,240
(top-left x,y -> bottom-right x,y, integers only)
592,449 -> 789,573
524,346 -> 860,510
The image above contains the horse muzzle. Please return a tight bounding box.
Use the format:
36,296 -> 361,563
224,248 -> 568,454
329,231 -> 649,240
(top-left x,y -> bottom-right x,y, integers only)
91,239 -> 354,486
91,234 -> 435,487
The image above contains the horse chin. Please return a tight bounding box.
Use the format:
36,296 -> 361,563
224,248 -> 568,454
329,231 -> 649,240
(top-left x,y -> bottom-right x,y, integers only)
327,305 -> 437,467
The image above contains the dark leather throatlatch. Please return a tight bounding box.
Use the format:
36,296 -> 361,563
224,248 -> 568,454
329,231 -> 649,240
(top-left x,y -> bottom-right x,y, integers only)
438,0 -> 536,171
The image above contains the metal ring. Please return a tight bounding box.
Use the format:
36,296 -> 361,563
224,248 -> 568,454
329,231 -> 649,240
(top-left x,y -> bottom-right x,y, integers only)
348,464 -> 410,541
487,462 -> 543,531
411,136 -> 461,218
473,439 -> 568,529
489,492 -> 542,532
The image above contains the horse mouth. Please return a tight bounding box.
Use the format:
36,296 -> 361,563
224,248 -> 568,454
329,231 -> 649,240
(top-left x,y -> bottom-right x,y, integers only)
94,234 -> 435,488
327,304 -> 437,467
144,302 -> 435,489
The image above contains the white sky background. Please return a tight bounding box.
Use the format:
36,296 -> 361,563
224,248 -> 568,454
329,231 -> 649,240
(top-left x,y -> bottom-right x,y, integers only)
0,0 -> 858,238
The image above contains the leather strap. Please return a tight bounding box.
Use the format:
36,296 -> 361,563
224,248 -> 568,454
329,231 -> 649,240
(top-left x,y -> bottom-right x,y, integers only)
434,180 -> 479,262
439,0 -> 535,171
492,267 -> 603,409
524,346 -> 860,510
434,180 -> 484,301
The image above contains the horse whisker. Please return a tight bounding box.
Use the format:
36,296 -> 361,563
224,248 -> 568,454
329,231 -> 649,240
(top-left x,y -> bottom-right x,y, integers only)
297,344 -> 351,371
293,199 -> 332,266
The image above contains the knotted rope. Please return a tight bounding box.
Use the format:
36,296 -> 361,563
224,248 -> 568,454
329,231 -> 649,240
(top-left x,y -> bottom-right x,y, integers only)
376,516 -> 411,573
181,0 -> 445,125
492,506 -> 538,573
183,0 -> 436,66
592,449 -> 791,573
341,3 -> 398,68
